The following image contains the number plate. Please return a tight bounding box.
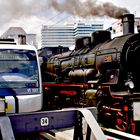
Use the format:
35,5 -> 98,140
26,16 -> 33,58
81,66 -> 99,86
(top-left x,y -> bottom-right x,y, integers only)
40,117 -> 49,126
133,102 -> 140,121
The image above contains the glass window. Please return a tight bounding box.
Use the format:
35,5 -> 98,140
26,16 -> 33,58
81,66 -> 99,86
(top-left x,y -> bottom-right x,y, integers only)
0,49 -> 39,90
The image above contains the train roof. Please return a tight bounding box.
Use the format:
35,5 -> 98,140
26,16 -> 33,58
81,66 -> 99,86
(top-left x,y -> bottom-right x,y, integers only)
0,38 -> 37,51
0,44 -> 37,51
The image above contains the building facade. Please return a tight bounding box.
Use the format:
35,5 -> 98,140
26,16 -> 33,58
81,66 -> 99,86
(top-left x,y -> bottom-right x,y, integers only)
26,33 -> 38,48
109,17 -> 140,38
1,27 -> 38,48
41,25 -> 74,48
41,22 -> 104,49
74,22 -> 103,37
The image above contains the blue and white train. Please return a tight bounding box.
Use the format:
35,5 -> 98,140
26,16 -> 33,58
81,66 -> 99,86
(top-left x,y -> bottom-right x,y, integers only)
0,39 -> 42,113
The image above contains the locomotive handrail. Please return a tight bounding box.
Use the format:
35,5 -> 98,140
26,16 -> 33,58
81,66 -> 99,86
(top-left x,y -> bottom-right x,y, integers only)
96,47 -> 118,53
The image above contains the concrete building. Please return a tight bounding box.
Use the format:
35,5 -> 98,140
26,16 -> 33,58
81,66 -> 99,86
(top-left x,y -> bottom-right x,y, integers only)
1,27 -> 38,48
108,17 -> 140,38
41,24 -> 74,48
74,22 -> 103,37
41,21 -> 104,49
26,33 -> 38,48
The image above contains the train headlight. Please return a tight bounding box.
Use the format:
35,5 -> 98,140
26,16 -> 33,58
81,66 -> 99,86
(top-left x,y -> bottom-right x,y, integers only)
125,80 -> 134,89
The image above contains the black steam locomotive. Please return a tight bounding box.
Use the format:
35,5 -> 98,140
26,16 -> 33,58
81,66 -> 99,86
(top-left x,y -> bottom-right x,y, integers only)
42,14 -> 140,135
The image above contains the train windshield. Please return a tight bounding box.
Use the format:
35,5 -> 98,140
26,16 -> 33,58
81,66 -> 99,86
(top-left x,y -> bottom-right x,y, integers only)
0,49 -> 39,94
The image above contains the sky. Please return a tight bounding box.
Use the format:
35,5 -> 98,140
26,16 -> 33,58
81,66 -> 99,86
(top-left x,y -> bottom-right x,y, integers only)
0,0 -> 140,48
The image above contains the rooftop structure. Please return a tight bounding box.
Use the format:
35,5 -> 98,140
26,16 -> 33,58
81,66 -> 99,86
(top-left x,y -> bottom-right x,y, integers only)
1,27 -> 26,38
1,27 -> 38,48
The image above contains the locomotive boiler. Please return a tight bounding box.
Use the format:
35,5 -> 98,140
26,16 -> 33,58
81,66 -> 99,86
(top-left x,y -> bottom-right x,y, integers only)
42,13 -> 140,135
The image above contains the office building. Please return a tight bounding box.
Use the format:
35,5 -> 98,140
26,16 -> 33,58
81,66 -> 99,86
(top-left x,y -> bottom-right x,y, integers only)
41,25 -> 74,48
74,22 -> 103,37
41,21 -> 104,49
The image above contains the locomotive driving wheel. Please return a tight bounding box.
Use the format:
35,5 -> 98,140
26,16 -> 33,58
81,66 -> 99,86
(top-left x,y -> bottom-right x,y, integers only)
113,102 -> 136,134
115,111 -> 139,135
115,109 -> 129,132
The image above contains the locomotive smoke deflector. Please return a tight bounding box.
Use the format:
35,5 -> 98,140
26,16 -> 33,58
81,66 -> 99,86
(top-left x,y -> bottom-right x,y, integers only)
121,13 -> 134,35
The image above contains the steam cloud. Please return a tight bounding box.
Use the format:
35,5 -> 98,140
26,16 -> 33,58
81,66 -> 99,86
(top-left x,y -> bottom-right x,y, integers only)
0,0 -> 129,30
50,0 -> 130,19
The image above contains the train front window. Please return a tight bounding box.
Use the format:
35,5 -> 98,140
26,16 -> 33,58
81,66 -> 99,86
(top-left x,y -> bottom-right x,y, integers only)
0,49 -> 39,90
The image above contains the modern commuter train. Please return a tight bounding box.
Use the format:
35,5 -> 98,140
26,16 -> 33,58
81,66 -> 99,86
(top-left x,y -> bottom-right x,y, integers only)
0,39 -> 42,113
41,13 -> 140,134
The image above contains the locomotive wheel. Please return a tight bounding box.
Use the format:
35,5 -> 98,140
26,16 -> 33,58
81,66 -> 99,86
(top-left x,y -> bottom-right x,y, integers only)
130,118 -> 136,134
113,102 -> 140,135
113,102 -> 129,132
115,110 -> 129,132
96,100 -> 137,134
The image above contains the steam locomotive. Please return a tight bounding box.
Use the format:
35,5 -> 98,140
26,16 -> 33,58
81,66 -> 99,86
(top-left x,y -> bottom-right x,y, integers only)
42,14 -> 140,134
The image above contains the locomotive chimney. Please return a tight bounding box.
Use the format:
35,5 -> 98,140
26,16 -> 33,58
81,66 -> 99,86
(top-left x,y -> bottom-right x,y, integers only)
121,13 -> 134,35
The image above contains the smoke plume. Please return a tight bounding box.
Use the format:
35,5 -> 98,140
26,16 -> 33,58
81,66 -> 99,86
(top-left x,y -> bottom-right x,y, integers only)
50,0 -> 130,19
0,0 -> 130,33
